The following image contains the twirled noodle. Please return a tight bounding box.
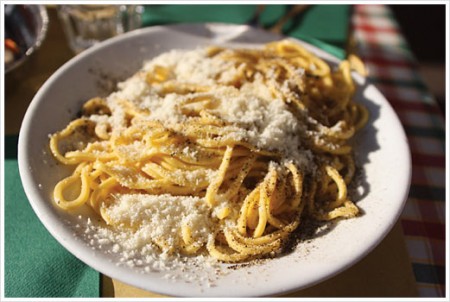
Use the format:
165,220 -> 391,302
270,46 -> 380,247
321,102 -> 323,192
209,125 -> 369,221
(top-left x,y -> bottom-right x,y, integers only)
49,40 -> 368,262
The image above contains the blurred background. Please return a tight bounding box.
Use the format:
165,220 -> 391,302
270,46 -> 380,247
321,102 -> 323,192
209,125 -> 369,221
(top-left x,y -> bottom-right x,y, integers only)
390,5 -> 446,113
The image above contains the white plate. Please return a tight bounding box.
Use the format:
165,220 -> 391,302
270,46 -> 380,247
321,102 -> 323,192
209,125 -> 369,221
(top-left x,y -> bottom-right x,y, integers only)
18,24 -> 411,297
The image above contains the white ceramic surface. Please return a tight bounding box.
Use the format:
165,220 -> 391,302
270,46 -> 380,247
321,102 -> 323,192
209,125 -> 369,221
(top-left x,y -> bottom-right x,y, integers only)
18,24 -> 411,297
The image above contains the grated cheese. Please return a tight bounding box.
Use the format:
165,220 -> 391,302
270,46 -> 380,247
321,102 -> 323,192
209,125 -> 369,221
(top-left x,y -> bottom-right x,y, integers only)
103,194 -> 213,253
103,48 -> 313,169
70,46 -> 321,280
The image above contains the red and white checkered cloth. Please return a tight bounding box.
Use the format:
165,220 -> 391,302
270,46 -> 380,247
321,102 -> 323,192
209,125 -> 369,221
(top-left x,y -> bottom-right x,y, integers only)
351,4 -> 446,297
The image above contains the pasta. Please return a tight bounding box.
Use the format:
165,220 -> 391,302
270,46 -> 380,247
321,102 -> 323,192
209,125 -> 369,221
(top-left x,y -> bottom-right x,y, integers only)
49,40 -> 368,263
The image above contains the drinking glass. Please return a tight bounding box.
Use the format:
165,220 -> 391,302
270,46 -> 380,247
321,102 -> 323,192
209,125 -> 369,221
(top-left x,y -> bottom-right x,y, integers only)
58,5 -> 143,54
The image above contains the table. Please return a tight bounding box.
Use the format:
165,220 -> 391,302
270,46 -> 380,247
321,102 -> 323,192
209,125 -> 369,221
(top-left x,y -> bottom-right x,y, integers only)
3,4 -> 445,298
351,5 -> 446,297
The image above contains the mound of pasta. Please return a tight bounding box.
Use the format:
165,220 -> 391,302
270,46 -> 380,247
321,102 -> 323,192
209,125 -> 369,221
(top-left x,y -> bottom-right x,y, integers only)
49,40 -> 368,263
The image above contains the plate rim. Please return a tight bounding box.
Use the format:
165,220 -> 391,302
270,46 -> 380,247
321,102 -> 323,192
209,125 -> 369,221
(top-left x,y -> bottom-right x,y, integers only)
17,23 -> 412,297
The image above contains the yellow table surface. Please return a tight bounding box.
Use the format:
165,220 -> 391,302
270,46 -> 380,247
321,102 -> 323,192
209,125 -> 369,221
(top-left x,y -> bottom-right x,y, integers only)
5,7 -> 419,298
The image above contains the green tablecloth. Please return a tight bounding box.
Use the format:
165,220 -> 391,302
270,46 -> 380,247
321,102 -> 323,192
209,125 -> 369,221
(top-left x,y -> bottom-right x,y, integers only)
142,4 -> 350,59
4,4 -> 350,297
4,136 -> 99,297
